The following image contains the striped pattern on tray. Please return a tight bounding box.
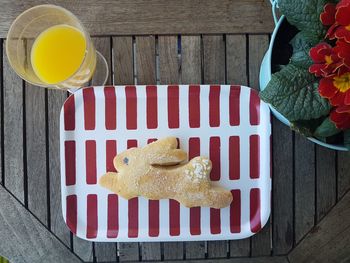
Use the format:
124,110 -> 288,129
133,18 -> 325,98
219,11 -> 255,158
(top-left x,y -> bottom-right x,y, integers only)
60,85 -> 271,242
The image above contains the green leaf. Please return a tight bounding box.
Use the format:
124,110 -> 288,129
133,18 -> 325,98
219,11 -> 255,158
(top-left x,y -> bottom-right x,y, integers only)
289,32 -> 315,69
260,64 -> 331,121
291,117 -> 325,137
314,117 -> 341,138
278,0 -> 327,40
344,130 -> 350,150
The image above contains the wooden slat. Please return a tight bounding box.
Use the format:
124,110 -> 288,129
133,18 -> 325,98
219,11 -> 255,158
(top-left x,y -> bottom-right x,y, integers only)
3,41 -> 24,203
25,83 -> 48,225
91,37 -> 112,86
92,37 -> 118,263
159,36 -> 179,84
135,36 -> 156,84
0,0 -> 274,38
294,134 -> 315,244
158,35 -> 183,260
181,36 -> 205,259
249,34 -> 271,256
163,256 -> 289,263
135,35 -> 162,261
226,34 -> 248,86
226,34 -> 250,257
112,36 -> 139,262
337,152 -> 350,199
0,184 -> 81,263
272,119 -> 293,255
0,39 -> 2,185
113,37 -> 134,85
316,147 -> 336,222
203,34 -> 228,259
288,191 -> 350,263
48,89 -> 71,246
181,36 -> 201,85
73,237 -> 93,262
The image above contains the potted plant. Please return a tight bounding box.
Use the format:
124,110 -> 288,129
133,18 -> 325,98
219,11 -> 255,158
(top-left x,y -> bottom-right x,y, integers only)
260,0 -> 350,151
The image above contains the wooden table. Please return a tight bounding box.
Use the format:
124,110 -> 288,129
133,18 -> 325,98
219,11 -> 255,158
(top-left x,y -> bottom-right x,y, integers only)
0,1 -> 349,262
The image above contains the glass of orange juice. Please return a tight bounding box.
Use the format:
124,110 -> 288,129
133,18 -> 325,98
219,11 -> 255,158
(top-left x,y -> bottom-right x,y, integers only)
6,4 -> 108,90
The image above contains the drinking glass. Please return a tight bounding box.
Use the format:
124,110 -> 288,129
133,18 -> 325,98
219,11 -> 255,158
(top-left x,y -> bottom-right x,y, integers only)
6,4 -> 108,90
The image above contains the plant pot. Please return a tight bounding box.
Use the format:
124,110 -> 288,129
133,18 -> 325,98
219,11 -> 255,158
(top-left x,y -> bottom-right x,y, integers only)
259,14 -> 348,151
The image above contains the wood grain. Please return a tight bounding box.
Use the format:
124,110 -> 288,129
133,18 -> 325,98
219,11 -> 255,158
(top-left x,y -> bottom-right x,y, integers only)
73,237 -> 93,262
316,147 -> 336,222
272,119 -> 293,255
203,34 -> 228,259
3,41 -> 25,203
163,256 -> 289,263
248,35 -> 269,91
181,36 -> 202,85
181,36 -> 205,259
141,243 -> 161,261
48,89 -> 71,246
249,34 -> 271,256
135,36 -> 156,85
0,0 -> 274,38
226,34 -> 248,86
158,35 -> 183,260
226,34 -> 250,257
0,39 -> 2,185
118,243 -> 140,262
92,37 -> 112,86
203,35 -> 225,85
113,36 -> 134,85
0,184 -> 80,263
25,83 -> 48,225
294,134 -> 315,244
113,36 -> 139,262
159,36 -> 179,84
337,152 -> 350,199
288,191 -> 350,263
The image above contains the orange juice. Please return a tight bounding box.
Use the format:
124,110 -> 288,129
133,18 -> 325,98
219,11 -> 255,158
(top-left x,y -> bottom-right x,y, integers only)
31,24 -> 87,84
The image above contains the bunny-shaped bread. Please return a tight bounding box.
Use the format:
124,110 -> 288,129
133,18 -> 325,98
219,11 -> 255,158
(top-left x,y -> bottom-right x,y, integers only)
99,137 -> 233,208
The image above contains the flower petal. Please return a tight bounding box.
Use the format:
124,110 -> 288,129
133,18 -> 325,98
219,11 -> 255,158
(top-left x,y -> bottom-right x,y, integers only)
336,1 -> 350,26
321,3 -> 336,25
330,91 -> 346,106
345,90 -> 350,105
330,110 -> 350,129
335,27 -> 350,43
336,104 -> 350,113
319,78 -> 339,98
310,64 -> 327,77
310,43 -> 333,62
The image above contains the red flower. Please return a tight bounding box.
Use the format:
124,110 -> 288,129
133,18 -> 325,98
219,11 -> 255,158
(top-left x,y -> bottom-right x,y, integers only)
327,0 -> 350,42
334,40 -> 350,68
321,3 -> 336,26
309,43 -> 342,77
330,105 -> 350,129
319,68 -> 350,106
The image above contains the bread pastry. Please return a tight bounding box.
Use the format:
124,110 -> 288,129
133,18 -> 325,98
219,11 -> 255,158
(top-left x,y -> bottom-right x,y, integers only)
99,137 -> 233,208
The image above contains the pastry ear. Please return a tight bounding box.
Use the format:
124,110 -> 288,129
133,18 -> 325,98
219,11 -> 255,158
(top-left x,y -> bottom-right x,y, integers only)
144,137 -> 187,165
147,149 -> 187,165
144,137 -> 178,151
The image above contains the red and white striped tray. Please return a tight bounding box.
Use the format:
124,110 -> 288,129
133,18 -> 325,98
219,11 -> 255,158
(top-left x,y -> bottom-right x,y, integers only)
60,85 -> 271,242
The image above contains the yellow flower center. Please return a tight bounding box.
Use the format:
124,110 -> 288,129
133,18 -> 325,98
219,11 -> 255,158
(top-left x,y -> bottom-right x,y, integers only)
333,72 -> 350,93
325,55 -> 333,65
346,24 -> 350,31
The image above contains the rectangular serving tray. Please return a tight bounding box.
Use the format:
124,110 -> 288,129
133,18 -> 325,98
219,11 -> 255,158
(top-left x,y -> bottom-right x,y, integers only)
60,85 -> 271,242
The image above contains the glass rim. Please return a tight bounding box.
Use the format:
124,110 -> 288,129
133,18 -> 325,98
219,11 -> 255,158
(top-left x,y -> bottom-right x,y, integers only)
6,4 -> 92,87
